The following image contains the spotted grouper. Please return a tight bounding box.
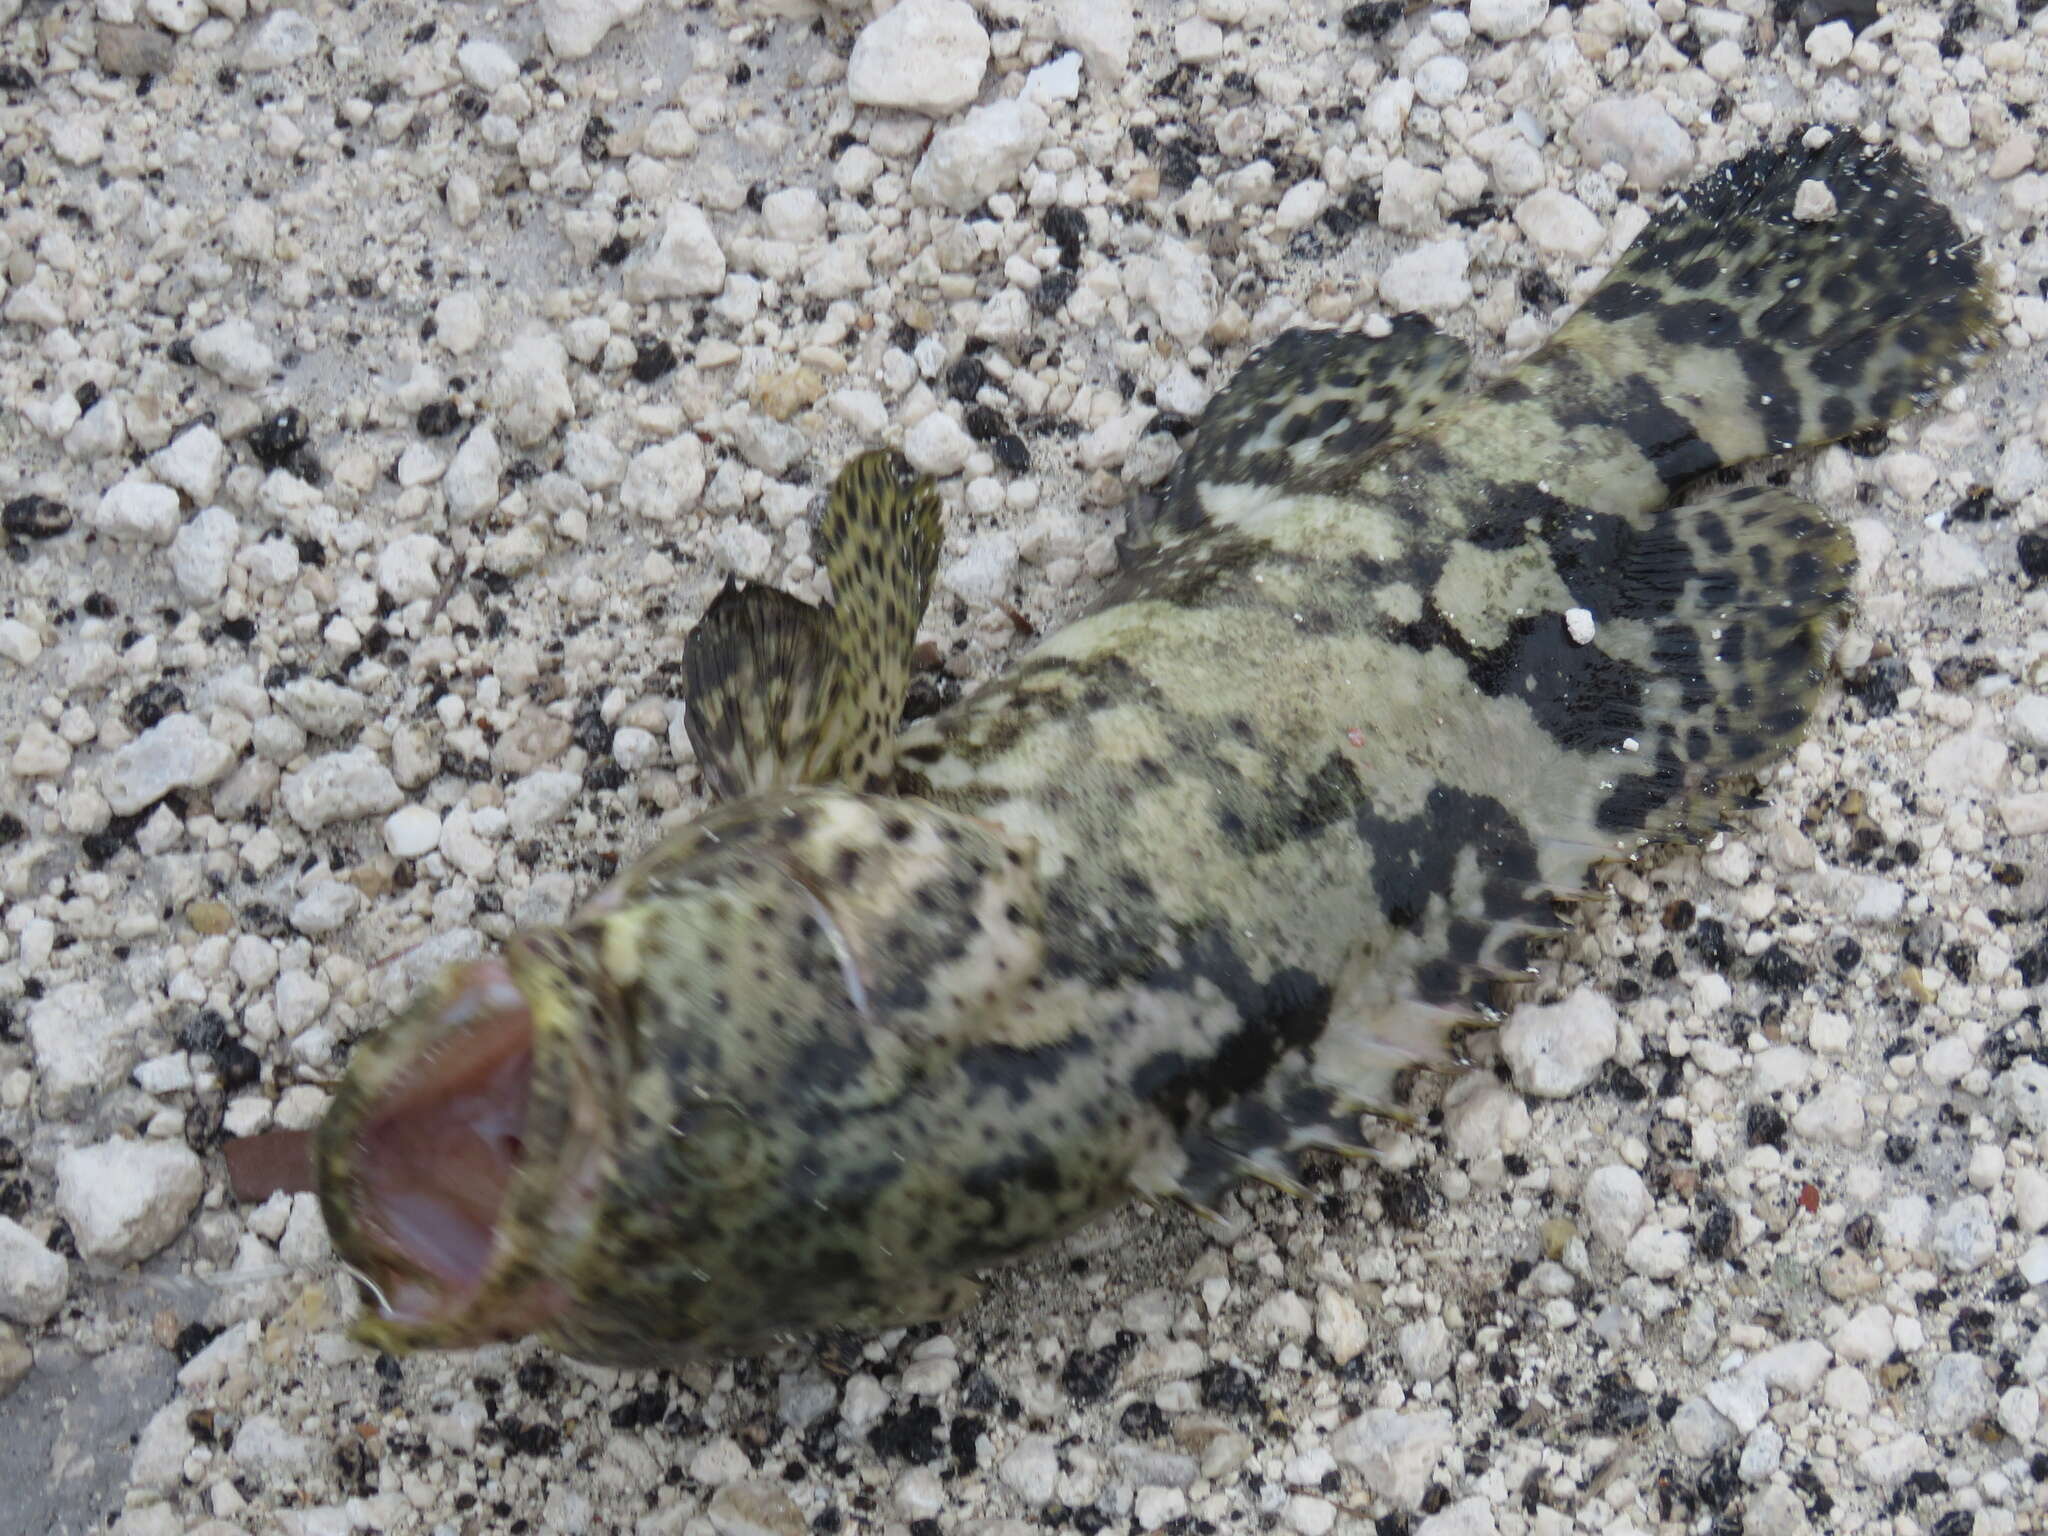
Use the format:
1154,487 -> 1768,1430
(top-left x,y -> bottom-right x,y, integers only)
301,133 -> 1994,1363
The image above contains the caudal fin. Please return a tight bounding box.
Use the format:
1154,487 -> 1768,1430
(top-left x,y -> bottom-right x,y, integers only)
1509,130 -> 1996,506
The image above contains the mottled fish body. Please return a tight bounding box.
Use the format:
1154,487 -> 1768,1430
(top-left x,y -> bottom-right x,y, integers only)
314,135 -> 1994,1363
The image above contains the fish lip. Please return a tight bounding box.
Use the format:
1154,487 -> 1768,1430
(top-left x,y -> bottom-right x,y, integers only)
316,941 -> 613,1354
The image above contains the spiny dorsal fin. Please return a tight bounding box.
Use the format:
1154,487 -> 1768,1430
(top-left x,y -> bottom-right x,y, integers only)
1160,315 -> 1472,534
681,450 -> 942,800
813,449 -> 944,790
682,581 -> 841,801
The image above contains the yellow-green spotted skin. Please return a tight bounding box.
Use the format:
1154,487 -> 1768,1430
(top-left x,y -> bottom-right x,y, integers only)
316,136 -> 1994,1364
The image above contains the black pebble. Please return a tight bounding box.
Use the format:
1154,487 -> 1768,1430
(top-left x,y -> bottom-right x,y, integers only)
946,357 -> 989,404
1744,1103 -> 1788,1149
415,399 -> 461,436
1340,2 -> 1401,37
3,494 -> 73,540
248,407 -> 309,468
632,337 -> 678,384
2019,531 -> 2048,584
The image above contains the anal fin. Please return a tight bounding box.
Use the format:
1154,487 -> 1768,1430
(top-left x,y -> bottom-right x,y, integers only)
1560,483 -> 1856,849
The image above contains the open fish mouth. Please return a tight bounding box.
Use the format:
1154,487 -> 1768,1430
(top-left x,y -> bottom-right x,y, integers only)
313,955 -> 577,1350
348,956 -> 532,1321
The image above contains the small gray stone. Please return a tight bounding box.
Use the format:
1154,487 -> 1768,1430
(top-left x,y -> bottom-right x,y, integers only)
912,99 -> 1049,213
101,713 -> 237,814
169,505 -> 239,604
1570,97 -> 1695,191
93,480 -> 181,544
848,0 -> 989,116
1923,1352 -> 1995,1433
1931,1194 -> 1997,1273
281,749 -> 403,831
243,8 -> 318,70
0,1217 -> 69,1325
1330,1408 -> 1453,1510
1501,987 -> 1618,1097
191,316 -> 275,387
54,1140 -> 205,1265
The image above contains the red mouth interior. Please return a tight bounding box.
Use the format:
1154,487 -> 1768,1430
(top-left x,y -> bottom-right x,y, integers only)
354,960 -> 534,1319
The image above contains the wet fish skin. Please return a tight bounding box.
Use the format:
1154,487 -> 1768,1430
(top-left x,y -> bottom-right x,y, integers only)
315,133 -> 1994,1363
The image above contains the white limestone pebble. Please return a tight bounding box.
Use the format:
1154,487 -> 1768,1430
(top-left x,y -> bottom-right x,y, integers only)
1581,1164 -> 1650,1251
1931,1195 -> 1996,1273
291,880 -> 361,937
444,425 -> 503,519
629,202 -> 726,300
150,424 -> 226,501
53,1140 -> 204,1266
1805,19 -> 1852,68
847,0 -> 989,117
230,1413 -> 314,1478
2005,1060 -> 2048,1134
1413,1498 -> 1497,1536
1377,240 -> 1470,315
904,412 -> 975,477
243,8 -> 317,70
1570,97 -> 1694,192
101,713 -> 236,814
505,770 -> 582,835
540,0 -> 644,61
383,805 -> 442,859
377,533 -> 445,603
191,316 -> 276,387
944,533 -> 1019,606
1144,237 -> 1218,347
281,749 -> 404,831
28,983 -> 133,1115
1793,178 -> 1838,222
1315,1285 -> 1369,1366
912,99 -> 1049,213
1562,606 -> 1596,645
620,437 -> 707,520
1412,56 -> 1468,109
170,505 -> 239,604
0,619 -> 40,666
1000,1438 -> 1061,1503
436,292 -> 486,355
1329,1409 -> 1454,1510
1057,0 -> 1136,78
1920,530 -> 1988,590
489,334 -> 576,446
93,479 -> 181,544
0,1217 -> 69,1325
1516,190 -> 1604,262
1500,986 -> 1618,1097
1469,0 -> 1547,39
129,1402 -> 194,1493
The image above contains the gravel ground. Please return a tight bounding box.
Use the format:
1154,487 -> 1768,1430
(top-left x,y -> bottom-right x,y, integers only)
4,1 -> 2048,1534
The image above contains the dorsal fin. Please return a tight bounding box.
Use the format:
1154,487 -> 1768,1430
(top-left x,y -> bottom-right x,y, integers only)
811,448 -> 944,789
681,450 -> 942,800
1159,315 -> 1473,535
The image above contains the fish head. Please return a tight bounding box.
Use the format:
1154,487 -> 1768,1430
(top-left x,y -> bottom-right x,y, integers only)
314,929 -> 619,1355
315,788 -> 1048,1361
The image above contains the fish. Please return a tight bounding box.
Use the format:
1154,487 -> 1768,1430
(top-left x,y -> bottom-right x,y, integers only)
306,132 -> 1994,1364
